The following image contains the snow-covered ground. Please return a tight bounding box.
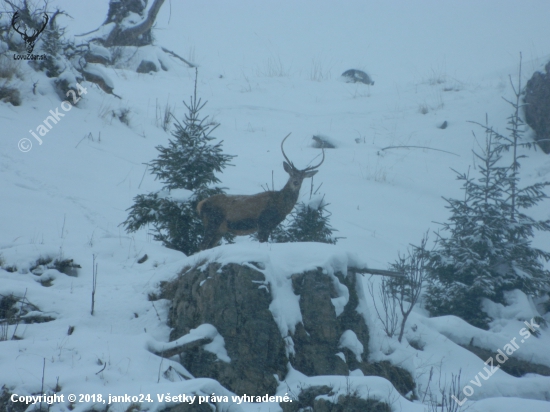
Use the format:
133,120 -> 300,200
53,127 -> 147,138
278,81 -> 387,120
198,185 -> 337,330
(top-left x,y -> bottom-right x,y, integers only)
1,1 -> 550,411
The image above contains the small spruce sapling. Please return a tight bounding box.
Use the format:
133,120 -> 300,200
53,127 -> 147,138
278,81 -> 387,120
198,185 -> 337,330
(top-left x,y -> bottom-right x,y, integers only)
121,70 -> 235,255
283,196 -> 339,244
267,180 -> 340,244
472,57 -> 550,299
37,10 -> 68,78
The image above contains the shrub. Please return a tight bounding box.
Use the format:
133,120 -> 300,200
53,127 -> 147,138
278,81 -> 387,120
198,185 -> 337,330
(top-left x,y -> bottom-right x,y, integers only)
268,195 -> 339,244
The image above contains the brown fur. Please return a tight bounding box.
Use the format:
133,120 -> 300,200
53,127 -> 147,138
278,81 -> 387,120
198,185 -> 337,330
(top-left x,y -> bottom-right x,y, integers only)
197,135 -> 325,250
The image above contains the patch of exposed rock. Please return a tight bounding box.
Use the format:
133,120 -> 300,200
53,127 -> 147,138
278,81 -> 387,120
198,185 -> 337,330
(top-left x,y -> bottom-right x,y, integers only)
524,61 -> 550,154
281,385 -> 390,412
164,262 -> 287,395
160,253 -> 414,397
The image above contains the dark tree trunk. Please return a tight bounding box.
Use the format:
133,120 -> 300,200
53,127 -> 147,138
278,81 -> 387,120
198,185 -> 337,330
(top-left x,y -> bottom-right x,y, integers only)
103,0 -> 166,47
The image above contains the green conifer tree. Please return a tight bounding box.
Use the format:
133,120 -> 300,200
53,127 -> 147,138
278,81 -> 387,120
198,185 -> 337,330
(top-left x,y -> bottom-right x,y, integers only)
426,107 -> 550,328
37,12 -> 66,78
122,70 -> 235,255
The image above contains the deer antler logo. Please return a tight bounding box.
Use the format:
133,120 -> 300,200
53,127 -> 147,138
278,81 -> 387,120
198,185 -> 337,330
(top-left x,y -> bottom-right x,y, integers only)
11,11 -> 49,54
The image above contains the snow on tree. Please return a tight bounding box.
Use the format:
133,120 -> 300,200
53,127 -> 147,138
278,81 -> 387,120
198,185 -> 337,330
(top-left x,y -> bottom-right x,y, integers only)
426,106 -> 550,328
268,194 -> 340,244
36,9 -> 67,78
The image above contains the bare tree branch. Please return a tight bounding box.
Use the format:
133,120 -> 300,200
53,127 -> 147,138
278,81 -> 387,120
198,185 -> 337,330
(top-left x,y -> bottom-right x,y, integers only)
161,46 -> 195,68
349,267 -> 405,278
380,145 -> 459,157
105,0 -> 166,47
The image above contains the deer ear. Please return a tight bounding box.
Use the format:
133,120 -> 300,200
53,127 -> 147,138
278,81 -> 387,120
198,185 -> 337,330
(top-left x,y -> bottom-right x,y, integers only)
283,162 -> 293,173
304,170 -> 318,178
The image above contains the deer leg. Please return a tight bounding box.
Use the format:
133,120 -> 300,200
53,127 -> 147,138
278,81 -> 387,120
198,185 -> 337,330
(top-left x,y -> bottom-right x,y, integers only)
258,207 -> 283,243
257,228 -> 270,243
199,208 -> 225,250
201,232 -> 223,250
201,226 -> 222,250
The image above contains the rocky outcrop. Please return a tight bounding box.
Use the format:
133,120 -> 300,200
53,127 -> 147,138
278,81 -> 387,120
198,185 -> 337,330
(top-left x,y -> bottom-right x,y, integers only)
281,385 -> 390,412
160,250 -> 415,398
165,262 -> 287,395
290,269 -> 368,377
462,343 -> 550,377
136,60 -> 159,73
341,69 -> 374,85
524,61 -> 550,154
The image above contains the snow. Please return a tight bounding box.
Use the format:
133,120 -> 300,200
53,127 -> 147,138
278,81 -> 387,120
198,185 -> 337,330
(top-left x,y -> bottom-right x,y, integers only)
77,22 -> 115,44
281,366 -> 425,412
88,43 -> 112,61
306,193 -> 325,210
338,330 -> 364,362
1,1 -> 550,411
468,397 -> 550,412
157,188 -> 194,203
147,323 -> 231,363
82,63 -> 115,89
483,289 -> 541,322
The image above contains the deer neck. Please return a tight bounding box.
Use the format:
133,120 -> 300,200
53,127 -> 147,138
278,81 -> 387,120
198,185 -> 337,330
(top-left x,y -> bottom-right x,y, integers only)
278,181 -> 300,215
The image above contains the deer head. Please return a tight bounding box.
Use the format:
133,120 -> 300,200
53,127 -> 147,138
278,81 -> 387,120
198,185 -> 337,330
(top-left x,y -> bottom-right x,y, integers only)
280,133 -> 324,195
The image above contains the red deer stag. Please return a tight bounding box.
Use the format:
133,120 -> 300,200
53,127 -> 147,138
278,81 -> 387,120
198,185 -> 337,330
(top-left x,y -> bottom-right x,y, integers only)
197,134 -> 325,250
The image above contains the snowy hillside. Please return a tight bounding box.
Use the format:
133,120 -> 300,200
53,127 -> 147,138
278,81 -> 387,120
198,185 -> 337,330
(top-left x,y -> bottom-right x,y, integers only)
1,1 -> 550,411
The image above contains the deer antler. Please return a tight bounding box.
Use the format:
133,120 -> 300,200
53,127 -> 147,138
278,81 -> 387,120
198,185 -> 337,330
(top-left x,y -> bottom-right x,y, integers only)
280,133 -> 294,167
304,146 -> 325,171
281,132 -> 325,171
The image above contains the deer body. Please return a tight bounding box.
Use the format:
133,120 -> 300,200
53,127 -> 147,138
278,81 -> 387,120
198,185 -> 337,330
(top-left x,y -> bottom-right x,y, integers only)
197,135 -> 324,250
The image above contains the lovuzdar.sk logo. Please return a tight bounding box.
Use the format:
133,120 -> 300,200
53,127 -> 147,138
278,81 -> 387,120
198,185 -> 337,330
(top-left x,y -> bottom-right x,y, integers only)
11,10 -> 48,60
